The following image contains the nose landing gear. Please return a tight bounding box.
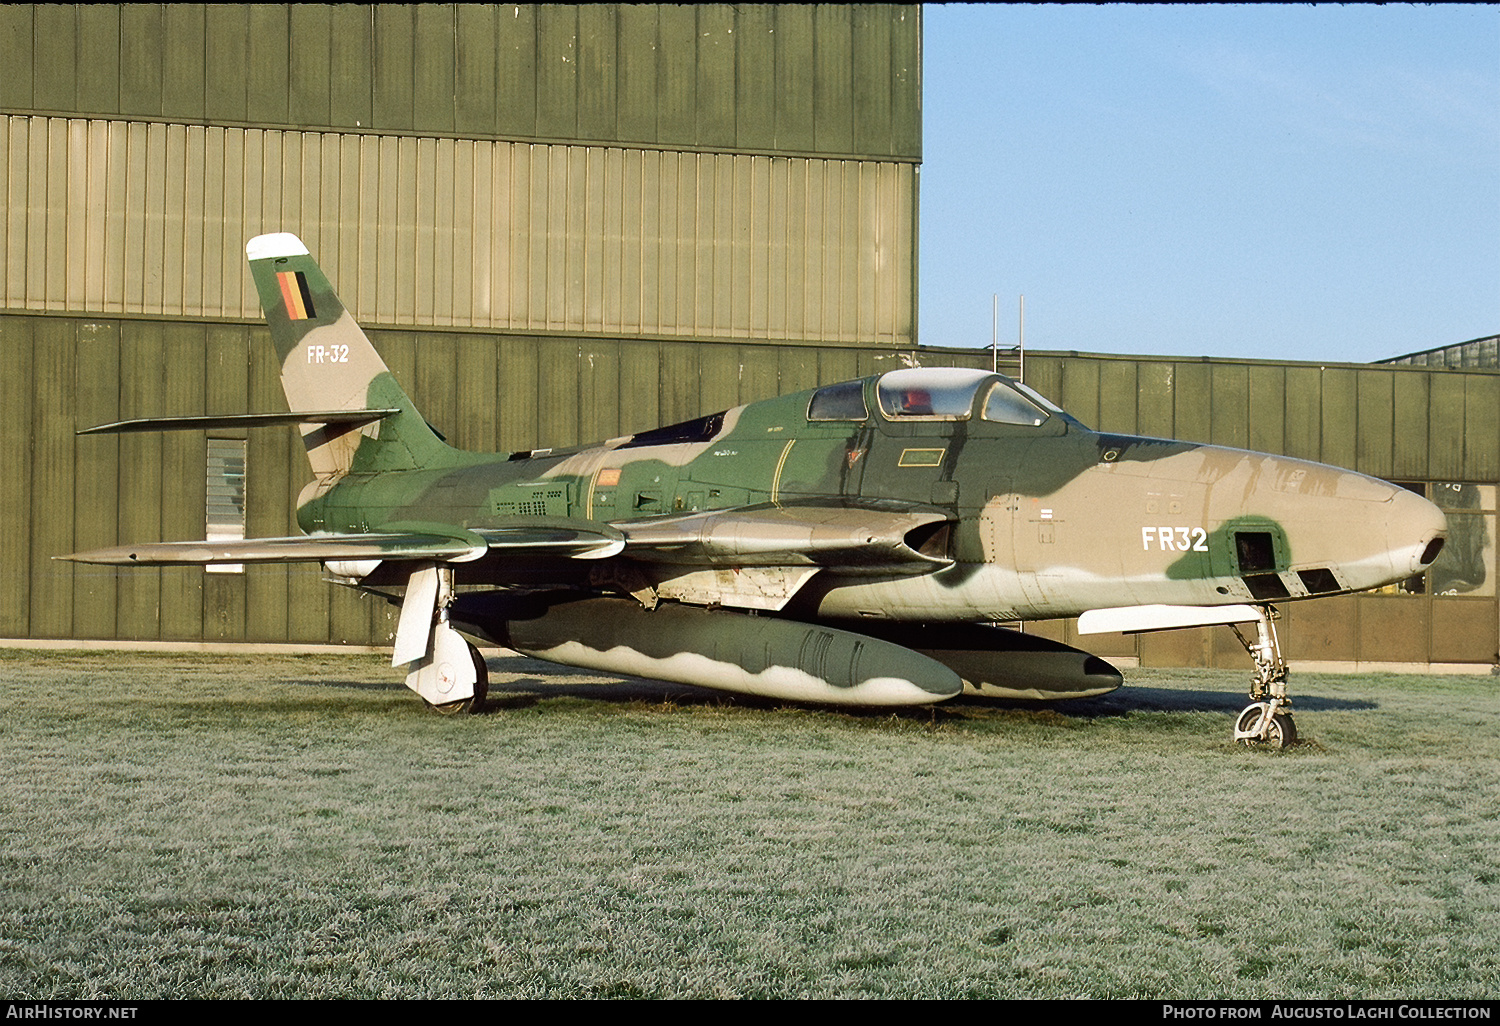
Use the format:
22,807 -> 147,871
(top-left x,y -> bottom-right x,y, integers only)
1229,607 -> 1296,749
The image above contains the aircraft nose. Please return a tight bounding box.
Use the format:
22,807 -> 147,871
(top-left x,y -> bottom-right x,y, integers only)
1388,484 -> 1447,576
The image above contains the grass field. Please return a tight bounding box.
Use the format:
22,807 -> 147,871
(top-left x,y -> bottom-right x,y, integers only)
1,648 -> 1496,999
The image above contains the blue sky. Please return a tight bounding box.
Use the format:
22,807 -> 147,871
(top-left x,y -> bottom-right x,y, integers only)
918,4 -> 1500,363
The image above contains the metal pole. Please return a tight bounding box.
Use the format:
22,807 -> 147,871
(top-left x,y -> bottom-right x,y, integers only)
1018,294 -> 1025,383
991,293 -> 998,373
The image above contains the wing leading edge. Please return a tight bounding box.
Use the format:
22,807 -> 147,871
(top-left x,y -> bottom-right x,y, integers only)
58,519 -> 626,568
59,503 -> 951,582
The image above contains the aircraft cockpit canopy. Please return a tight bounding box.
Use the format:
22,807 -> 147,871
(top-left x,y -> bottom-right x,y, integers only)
876,367 -> 988,418
873,367 -> 1055,426
982,378 -> 1056,426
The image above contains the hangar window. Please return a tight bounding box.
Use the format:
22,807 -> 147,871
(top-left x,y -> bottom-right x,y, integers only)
1431,483 -> 1495,599
808,380 -> 869,421
206,439 -> 246,574
876,368 -> 992,420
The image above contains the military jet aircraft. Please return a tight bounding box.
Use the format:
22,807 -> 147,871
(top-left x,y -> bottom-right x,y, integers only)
63,233 -> 1448,748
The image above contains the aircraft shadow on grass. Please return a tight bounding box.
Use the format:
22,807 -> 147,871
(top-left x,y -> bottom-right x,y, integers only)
1050,685 -> 1376,717
464,655 -> 1379,719
273,652 -> 1375,721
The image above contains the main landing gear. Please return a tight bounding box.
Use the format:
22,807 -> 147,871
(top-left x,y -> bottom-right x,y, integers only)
1229,606 -> 1296,749
395,563 -> 488,715
426,641 -> 490,715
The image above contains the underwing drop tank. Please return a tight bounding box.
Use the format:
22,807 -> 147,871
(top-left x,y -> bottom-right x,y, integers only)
839,622 -> 1124,700
498,597 -> 962,706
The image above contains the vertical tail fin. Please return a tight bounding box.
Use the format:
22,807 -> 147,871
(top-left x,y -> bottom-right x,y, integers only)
245,233 -> 447,480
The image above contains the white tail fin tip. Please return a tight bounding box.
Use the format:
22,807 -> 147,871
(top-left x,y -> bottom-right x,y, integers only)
246,233 -> 310,260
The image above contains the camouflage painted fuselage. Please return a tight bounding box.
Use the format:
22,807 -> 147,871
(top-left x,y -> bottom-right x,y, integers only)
66,233 -> 1450,711
296,370 -> 1445,624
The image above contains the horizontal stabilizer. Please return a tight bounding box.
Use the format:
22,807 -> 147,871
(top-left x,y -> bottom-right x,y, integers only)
58,530 -> 487,567
1077,603 -> 1264,635
77,409 -> 401,435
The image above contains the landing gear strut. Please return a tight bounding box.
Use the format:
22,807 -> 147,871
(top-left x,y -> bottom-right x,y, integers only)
1229,606 -> 1297,749
395,563 -> 487,714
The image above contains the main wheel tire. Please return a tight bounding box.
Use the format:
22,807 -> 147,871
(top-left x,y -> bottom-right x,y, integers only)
1235,704 -> 1263,739
1265,712 -> 1296,749
1236,705 -> 1296,749
466,641 -> 489,713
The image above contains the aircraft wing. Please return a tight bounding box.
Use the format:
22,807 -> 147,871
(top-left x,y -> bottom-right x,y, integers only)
59,519 -> 626,567
58,531 -> 490,566
613,501 -> 954,571
62,503 -> 948,573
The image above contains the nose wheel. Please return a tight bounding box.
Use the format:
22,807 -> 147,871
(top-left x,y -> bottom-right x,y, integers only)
1229,607 -> 1297,749
1234,701 -> 1297,748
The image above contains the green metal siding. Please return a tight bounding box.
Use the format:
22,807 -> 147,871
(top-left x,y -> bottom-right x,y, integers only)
0,4 -> 921,161
1466,375 -> 1500,482
77,6 -> 121,115
70,320 -> 120,639
115,321 -> 163,641
2,317 -> 35,637
1246,365 -> 1285,456
247,5 -> 291,126
203,7 -> 247,128
813,6 -> 853,155
1381,335 -> 1500,369
1356,368 -> 1395,479
1321,367 -> 1358,472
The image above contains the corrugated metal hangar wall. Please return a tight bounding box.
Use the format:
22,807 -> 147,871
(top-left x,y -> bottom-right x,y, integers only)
0,2 -> 923,649
2,4 -> 1494,671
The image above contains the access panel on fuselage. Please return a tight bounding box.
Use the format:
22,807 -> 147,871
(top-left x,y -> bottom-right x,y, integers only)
858,414 -> 963,507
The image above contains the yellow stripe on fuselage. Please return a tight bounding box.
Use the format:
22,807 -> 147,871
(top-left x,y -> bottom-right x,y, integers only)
770,439 -> 797,502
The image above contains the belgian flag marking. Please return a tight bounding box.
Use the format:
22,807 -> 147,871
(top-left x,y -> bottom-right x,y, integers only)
277,270 -> 316,320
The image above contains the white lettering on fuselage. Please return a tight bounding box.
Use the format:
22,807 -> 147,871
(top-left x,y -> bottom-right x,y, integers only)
306,344 -> 350,364
1142,526 -> 1209,552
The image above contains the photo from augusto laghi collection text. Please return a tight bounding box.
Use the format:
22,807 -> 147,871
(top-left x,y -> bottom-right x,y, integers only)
1162,1005 -> 1494,1020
